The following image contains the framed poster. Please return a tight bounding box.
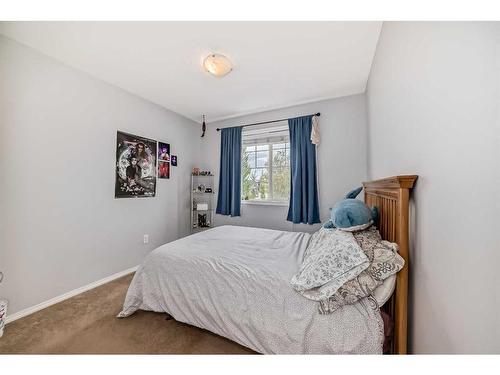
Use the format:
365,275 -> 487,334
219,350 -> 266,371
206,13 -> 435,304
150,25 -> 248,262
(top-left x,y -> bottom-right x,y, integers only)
158,160 -> 170,179
115,131 -> 157,198
171,155 -> 178,167
157,141 -> 170,179
158,142 -> 170,162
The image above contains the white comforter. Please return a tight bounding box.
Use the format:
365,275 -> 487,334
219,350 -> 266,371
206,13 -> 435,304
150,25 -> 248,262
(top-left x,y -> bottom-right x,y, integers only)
118,225 -> 384,354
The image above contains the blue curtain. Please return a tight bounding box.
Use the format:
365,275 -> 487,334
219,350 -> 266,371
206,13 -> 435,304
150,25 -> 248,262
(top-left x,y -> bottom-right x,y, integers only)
216,126 -> 242,216
287,116 -> 320,224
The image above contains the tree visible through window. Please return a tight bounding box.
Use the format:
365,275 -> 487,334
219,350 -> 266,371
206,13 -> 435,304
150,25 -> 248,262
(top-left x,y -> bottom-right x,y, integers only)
242,141 -> 290,202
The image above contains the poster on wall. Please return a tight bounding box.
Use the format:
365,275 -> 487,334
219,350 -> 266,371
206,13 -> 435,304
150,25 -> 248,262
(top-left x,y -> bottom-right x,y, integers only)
158,160 -> 170,179
115,131 -> 157,198
157,141 -> 170,179
158,142 -> 170,162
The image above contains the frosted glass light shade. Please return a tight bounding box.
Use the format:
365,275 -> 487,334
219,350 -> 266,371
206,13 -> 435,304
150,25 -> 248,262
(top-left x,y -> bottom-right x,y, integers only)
203,54 -> 233,77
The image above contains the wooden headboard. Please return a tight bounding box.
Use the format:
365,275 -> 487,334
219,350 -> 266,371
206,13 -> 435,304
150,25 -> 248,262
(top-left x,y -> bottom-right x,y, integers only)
363,175 -> 417,354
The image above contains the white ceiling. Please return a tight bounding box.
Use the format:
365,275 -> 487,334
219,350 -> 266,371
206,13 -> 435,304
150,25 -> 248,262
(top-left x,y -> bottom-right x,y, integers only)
0,22 -> 382,123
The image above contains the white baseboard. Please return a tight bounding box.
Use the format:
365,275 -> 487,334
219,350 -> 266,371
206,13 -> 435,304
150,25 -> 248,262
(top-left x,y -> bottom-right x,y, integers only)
5,266 -> 138,324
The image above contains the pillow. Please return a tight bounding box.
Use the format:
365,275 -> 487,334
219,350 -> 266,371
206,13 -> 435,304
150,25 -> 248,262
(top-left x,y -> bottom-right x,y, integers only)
318,226 -> 404,314
290,228 -> 370,301
373,274 -> 396,306
323,187 -> 378,232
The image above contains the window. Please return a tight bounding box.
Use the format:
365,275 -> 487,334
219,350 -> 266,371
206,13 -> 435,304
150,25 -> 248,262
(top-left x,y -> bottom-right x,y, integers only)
241,124 -> 290,204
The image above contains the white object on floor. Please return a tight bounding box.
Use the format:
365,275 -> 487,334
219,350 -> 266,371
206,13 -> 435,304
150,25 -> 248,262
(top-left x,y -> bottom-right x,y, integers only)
0,299 -> 7,337
118,225 -> 384,354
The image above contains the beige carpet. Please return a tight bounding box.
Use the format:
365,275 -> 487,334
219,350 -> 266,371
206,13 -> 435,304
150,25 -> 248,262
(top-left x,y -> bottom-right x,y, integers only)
0,273 -> 254,354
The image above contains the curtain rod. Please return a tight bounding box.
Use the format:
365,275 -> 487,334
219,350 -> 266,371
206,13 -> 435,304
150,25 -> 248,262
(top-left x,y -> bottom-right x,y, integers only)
216,113 -> 320,131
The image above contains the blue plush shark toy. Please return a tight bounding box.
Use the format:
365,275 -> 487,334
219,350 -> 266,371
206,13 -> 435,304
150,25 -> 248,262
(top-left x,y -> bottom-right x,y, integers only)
323,187 -> 378,231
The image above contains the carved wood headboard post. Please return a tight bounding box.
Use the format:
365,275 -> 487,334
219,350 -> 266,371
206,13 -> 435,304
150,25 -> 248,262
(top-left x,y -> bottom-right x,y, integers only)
362,175 -> 417,354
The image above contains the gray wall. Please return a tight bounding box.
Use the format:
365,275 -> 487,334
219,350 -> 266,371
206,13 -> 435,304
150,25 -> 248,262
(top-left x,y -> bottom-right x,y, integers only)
0,36 -> 200,315
366,22 -> 500,353
200,94 -> 368,233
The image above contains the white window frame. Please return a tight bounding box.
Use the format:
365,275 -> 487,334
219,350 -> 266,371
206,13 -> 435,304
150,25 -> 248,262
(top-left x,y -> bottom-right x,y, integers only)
241,133 -> 290,206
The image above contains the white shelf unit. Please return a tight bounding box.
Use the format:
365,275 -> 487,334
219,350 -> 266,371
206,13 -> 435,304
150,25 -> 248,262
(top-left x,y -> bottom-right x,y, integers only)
191,174 -> 215,233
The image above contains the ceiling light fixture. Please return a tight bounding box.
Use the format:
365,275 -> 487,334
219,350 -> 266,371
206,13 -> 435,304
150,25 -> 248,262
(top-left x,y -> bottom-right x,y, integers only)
203,53 -> 233,77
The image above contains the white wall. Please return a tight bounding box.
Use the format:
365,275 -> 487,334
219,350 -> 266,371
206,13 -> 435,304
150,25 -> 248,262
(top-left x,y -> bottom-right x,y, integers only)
199,94 -> 368,233
366,22 -> 500,353
0,36 -> 200,315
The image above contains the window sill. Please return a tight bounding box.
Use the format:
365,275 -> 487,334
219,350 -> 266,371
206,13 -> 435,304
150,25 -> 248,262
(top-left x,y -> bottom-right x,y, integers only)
241,200 -> 289,207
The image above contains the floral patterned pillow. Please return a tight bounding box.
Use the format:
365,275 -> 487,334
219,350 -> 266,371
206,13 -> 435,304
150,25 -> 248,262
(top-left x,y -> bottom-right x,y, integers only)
290,228 -> 370,301
318,227 -> 404,314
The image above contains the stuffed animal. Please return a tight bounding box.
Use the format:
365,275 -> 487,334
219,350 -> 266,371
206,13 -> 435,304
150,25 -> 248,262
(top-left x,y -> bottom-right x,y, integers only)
323,187 -> 378,231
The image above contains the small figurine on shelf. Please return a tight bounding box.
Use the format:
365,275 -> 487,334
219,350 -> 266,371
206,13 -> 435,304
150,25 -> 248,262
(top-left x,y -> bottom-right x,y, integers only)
192,168 -> 200,176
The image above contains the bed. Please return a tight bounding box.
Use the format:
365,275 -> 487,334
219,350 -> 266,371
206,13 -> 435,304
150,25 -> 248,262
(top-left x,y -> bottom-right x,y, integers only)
118,175 -> 417,354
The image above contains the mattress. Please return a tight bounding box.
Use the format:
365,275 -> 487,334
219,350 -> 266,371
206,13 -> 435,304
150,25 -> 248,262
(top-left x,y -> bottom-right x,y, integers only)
118,225 -> 384,354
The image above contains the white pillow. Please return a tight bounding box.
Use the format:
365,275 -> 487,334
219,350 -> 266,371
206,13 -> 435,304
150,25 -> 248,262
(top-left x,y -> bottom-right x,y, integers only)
372,274 -> 396,306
